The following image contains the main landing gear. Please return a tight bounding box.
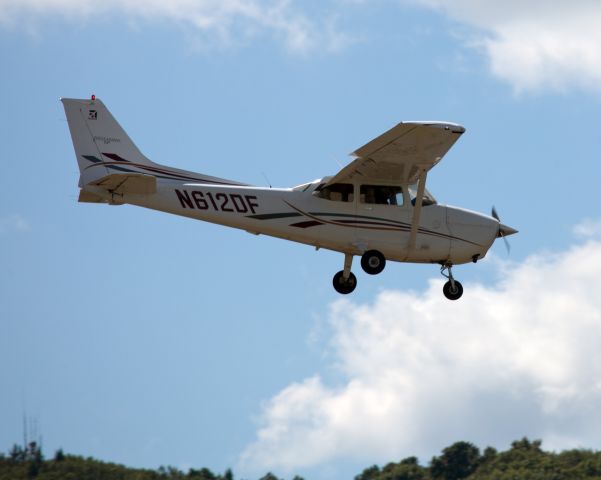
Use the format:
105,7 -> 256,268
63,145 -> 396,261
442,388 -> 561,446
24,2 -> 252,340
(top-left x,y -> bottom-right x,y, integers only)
440,264 -> 463,300
333,253 -> 357,294
360,250 -> 386,275
332,252 -> 464,301
332,250 -> 387,294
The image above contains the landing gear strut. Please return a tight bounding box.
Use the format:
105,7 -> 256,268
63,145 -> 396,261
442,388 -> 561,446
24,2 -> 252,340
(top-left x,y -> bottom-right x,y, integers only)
441,264 -> 463,300
333,253 -> 357,294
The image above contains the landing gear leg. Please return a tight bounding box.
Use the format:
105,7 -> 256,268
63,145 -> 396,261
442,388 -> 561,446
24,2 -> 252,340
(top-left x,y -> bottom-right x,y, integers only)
441,264 -> 463,300
333,253 -> 357,295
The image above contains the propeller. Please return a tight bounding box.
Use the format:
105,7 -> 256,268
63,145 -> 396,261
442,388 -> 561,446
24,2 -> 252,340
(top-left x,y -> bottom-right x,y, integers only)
492,206 -> 518,254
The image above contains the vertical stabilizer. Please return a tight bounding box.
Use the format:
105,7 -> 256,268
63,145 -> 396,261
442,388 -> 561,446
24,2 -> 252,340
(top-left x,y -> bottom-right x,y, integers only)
62,96 -> 247,192
61,97 -> 154,187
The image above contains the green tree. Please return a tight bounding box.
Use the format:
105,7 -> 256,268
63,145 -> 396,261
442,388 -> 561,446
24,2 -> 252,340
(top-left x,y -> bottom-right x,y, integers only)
430,441 -> 480,480
510,438 -> 543,453
380,457 -> 428,480
480,447 -> 497,464
258,473 -> 280,480
53,449 -> 65,462
355,464 -> 381,480
187,467 -> 216,479
9,444 -> 25,463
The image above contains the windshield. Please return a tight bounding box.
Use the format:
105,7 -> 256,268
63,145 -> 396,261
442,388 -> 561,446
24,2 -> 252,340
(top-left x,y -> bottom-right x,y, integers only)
292,182 -> 313,192
293,178 -> 326,192
408,184 -> 437,206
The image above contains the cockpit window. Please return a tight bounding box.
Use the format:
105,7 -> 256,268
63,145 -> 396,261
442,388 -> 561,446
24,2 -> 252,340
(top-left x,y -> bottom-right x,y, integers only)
313,183 -> 354,202
360,185 -> 404,206
408,184 -> 437,206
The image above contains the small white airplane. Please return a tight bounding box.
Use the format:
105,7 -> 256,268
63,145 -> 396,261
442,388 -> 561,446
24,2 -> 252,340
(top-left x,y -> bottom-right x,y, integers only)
62,96 -> 517,299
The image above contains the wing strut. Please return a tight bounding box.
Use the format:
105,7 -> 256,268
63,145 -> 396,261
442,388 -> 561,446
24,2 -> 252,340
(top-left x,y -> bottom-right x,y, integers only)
407,168 -> 428,253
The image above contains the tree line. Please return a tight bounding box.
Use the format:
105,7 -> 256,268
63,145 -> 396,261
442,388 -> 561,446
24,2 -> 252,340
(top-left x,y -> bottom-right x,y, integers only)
3,438 -> 601,480
356,438 -> 601,480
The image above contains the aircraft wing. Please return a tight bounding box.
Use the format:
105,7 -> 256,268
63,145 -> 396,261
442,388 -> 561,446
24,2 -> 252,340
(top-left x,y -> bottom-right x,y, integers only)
326,121 -> 465,185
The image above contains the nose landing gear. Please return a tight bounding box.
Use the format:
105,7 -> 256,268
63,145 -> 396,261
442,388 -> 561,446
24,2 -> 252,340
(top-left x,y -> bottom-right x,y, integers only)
441,264 -> 463,300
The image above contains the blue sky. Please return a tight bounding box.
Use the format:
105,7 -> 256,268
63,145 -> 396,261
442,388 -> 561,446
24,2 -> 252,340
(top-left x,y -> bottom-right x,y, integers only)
2,1 -> 601,479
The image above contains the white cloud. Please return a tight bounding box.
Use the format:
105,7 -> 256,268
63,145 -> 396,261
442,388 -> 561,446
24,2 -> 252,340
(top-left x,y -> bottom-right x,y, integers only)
410,0 -> 601,93
0,214 -> 31,233
574,218 -> 601,239
6,0 -> 599,91
240,234 -> 601,473
0,0 -> 353,53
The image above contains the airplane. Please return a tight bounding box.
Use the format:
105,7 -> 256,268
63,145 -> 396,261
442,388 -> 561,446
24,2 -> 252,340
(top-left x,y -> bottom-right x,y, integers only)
61,96 -> 517,300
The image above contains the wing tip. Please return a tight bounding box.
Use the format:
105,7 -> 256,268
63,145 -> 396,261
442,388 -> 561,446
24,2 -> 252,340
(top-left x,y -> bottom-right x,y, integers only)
401,121 -> 465,133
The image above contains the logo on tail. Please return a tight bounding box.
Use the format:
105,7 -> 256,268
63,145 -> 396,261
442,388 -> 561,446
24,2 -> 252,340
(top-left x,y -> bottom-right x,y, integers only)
93,135 -> 121,144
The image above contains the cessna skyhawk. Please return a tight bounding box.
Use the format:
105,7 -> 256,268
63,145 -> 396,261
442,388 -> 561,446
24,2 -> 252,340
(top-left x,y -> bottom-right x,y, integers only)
62,96 -> 517,299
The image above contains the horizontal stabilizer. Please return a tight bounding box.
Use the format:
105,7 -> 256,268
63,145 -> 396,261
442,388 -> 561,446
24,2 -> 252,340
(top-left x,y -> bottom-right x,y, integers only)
89,173 -> 157,195
78,190 -> 107,203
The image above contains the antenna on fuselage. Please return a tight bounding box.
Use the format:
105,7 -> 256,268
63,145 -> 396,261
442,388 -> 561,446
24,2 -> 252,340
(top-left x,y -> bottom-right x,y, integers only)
261,172 -> 272,188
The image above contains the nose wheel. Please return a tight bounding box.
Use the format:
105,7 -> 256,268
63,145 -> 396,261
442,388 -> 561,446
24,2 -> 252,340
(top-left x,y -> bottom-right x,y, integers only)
333,253 -> 357,294
441,264 -> 463,300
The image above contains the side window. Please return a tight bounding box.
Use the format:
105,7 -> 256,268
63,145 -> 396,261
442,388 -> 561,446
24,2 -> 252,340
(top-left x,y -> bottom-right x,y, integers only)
360,185 -> 404,206
314,183 -> 354,202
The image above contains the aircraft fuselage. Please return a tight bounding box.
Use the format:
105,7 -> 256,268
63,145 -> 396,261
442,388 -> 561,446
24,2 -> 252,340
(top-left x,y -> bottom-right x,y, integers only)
62,96 -> 517,298
87,178 -> 499,266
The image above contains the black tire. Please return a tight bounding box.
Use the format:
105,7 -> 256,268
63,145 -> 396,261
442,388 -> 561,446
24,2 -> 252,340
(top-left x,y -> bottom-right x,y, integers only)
443,280 -> 463,300
361,250 -> 386,275
332,270 -> 357,294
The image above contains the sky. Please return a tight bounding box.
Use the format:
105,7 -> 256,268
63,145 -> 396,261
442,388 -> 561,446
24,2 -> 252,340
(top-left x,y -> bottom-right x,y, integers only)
2,0 -> 601,478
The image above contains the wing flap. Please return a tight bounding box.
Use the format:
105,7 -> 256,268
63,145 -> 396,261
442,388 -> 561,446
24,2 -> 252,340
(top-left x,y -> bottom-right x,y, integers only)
327,121 -> 465,186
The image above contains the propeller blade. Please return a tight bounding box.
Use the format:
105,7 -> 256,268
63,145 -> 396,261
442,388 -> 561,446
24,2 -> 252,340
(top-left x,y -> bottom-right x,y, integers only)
501,232 -> 511,254
491,205 -> 500,222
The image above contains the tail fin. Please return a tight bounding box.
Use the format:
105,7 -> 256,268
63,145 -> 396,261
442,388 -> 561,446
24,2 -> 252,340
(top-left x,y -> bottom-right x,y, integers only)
62,97 -> 247,197
61,97 -> 155,187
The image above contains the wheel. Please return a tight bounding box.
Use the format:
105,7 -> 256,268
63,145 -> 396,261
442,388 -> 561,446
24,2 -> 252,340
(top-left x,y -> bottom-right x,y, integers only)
361,250 -> 386,275
332,271 -> 357,294
443,280 -> 463,300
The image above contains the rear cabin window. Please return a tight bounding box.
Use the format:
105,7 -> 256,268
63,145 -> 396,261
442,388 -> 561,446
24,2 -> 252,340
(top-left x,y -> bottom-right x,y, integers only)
360,185 -> 404,206
314,183 -> 354,202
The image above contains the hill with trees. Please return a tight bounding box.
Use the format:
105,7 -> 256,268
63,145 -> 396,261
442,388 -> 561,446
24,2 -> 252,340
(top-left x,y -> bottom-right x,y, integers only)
356,438 -> 601,480
3,438 -> 601,480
